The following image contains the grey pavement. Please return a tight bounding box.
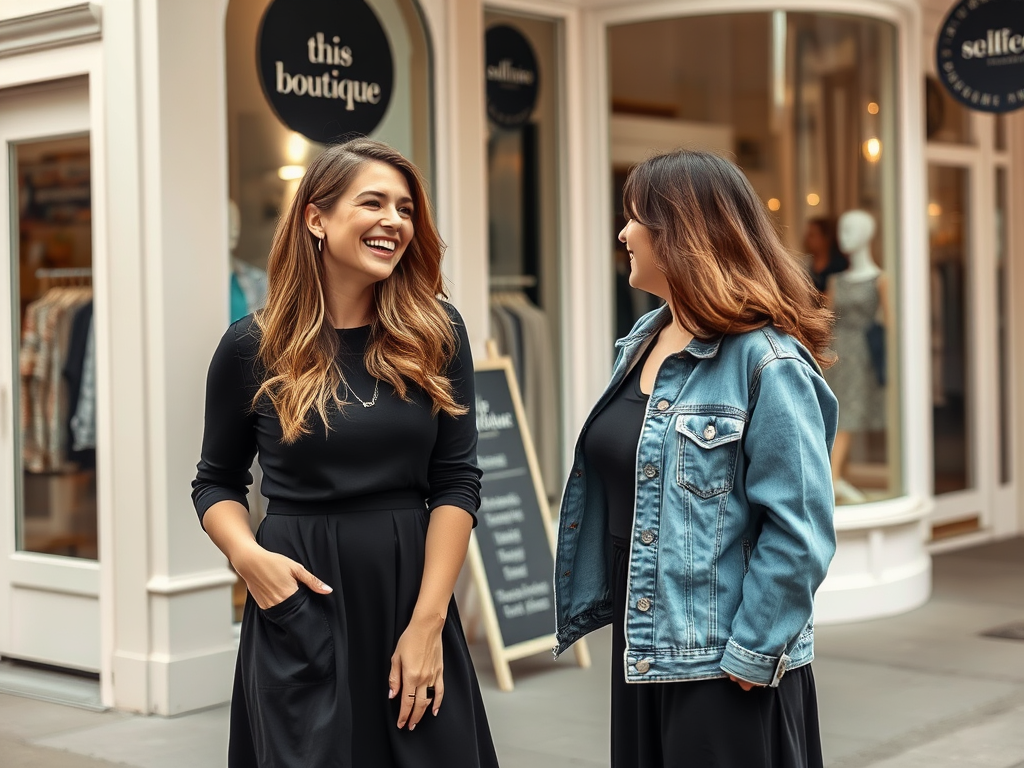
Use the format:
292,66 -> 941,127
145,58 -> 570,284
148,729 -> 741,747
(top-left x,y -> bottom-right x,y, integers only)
3,537 -> 1024,767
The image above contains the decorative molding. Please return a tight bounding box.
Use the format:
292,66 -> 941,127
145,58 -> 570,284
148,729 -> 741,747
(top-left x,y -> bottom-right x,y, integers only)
146,570 -> 238,596
0,3 -> 101,59
833,495 -> 933,531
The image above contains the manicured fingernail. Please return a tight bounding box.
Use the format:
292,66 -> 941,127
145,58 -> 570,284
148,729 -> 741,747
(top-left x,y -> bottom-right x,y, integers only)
433,709 -> 439,717
321,583 -> 333,593
388,689 -> 395,699
409,724 -> 416,731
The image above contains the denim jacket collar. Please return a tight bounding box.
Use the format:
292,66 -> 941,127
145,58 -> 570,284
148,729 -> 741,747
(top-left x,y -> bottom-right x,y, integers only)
615,305 -> 724,360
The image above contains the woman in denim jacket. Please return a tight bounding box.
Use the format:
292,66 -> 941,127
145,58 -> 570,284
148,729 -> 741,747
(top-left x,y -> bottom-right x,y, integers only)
554,150 -> 838,767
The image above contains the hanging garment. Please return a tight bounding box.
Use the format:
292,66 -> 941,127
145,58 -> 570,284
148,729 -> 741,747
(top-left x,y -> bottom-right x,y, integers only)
489,291 -> 561,499
71,314 -> 96,452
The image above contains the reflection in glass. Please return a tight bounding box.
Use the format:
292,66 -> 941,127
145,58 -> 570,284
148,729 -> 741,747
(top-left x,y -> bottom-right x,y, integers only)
607,12 -> 901,504
996,168 -> 1010,484
928,166 -> 972,494
14,136 -> 97,559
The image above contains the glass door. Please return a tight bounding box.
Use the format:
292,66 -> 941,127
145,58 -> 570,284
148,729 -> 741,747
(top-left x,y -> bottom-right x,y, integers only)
926,127 -> 1016,538
483,9 -> 564,505
0,77 -> 100,672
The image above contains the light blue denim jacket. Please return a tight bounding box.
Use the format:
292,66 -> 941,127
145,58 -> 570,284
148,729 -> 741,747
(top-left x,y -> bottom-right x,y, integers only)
554,307 -> 838,687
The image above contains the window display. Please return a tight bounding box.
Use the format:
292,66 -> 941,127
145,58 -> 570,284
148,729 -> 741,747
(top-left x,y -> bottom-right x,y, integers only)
14,136 -> 97,559
608,12 -> 901,504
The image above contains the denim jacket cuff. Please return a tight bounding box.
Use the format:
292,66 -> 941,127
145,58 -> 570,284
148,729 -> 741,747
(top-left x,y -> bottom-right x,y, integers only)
720,638 -> 790,688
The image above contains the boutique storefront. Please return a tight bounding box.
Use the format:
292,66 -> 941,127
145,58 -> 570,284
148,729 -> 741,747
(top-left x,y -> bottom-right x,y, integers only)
0,0 -> 1022,714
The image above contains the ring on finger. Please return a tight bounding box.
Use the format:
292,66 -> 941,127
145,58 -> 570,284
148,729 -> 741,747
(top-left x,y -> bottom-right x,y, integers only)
425,685 -> 435,701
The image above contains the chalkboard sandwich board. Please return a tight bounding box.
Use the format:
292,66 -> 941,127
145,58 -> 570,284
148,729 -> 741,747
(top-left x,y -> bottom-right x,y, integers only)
469,352 -> 590,691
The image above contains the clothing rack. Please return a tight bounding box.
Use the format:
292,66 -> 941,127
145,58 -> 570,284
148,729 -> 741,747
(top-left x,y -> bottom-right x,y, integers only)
488,274 -> 537,289
36,267 -> 93,279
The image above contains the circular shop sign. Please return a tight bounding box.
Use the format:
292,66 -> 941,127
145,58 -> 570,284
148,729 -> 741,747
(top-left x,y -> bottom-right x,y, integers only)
936,0 -> 1024,114
257,0 -> 394,142
485,25 -> 539,128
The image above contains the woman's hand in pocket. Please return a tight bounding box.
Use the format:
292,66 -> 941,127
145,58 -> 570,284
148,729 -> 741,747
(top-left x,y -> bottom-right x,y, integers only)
232,542 -> 333,610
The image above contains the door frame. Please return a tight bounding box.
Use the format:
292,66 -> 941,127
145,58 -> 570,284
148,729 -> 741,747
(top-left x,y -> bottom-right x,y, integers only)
926,111 -> 1018,543
0,39 -> 109,689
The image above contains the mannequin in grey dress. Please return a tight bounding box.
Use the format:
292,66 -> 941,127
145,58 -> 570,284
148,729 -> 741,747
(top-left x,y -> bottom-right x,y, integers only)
825,210 -> 890,504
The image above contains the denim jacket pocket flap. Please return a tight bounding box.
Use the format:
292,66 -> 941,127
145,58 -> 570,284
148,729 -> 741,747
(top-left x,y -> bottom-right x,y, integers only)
674,413 -> 746,450
675,413 -> 745,499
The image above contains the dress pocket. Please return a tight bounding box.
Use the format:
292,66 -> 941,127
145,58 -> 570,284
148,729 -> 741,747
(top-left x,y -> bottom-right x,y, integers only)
675,413 -> 745,499
256,587 -> 335,688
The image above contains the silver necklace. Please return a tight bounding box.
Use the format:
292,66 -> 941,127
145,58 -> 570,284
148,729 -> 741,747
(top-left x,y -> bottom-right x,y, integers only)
343,374 -> 379,408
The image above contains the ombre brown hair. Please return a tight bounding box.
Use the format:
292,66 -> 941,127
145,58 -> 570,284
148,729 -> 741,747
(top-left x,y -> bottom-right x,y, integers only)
254,138 -> 465,443
622,150 -> 835,368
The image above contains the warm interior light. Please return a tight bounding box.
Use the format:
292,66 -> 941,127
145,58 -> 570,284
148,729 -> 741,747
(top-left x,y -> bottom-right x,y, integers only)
767,198 -> 781,211
286,132 -> 307,164
863,138 -> 882,162
867,102 -> 880,115
806,193 -> 820,206
278,164 -> 306,181
928,202 -> 942,217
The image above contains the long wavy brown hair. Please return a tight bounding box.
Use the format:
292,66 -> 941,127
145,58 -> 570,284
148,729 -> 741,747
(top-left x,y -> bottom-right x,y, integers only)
622,150 -> 835,368
254,138 -> 465,443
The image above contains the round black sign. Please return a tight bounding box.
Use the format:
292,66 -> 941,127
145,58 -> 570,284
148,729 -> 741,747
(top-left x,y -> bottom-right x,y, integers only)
257,0 -> 394,142
485,25 -> 539,128
936,0 -> 1024,114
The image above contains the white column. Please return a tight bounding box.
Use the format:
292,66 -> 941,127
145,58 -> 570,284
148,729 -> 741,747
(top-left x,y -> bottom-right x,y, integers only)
420,0 -> 490,356
103,0 -> 236,715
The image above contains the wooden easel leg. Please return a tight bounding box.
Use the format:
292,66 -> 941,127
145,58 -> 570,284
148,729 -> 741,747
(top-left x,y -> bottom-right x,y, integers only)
493,651 -> 515,692
573,638 -> 592,669
461,581 -> 480,644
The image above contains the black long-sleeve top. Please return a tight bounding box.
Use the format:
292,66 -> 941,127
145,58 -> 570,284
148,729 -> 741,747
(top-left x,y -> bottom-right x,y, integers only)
191,304 -> 482,527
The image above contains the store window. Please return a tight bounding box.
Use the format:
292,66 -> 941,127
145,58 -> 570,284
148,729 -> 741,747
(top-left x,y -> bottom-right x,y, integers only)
925,75 -> 974,145
225,0 -> 433,619
928,166 -> 971,494
484,11 -> 564,504
13,136 -> 97,559
608,12 -> 901,505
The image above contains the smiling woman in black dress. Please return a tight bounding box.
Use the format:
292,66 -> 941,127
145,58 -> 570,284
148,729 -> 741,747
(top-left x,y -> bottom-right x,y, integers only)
192,139 -> 498,768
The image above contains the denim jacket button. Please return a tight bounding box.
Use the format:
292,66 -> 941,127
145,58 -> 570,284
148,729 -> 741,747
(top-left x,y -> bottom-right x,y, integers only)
640,530 -> 655,545
703,424 -> 717,440
656,399 -> 670,412
635,659 -> 651,673
636,597 -> 652,612
642,464 -> 658,479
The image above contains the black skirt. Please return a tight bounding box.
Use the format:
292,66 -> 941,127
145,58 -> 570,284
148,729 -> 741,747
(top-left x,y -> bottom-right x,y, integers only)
611,539 -> 824,768
228,492 -> 498,768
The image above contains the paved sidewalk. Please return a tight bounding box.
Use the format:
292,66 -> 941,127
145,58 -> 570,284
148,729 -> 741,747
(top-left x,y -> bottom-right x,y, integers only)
2,537 -> 1023,767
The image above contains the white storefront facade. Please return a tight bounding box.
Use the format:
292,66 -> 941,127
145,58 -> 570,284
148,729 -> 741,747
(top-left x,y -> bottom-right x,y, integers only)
0,0 -> 1021,714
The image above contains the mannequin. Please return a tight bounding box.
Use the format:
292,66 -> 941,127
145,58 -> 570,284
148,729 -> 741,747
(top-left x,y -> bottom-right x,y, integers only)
826,210 -> 890,504
837,211 -> 882,282
228,199 -> 268,323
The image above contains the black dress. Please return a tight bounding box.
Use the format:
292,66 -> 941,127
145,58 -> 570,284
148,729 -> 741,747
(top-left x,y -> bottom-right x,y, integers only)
583,346 -> 824,768
192,309 -> 498,768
